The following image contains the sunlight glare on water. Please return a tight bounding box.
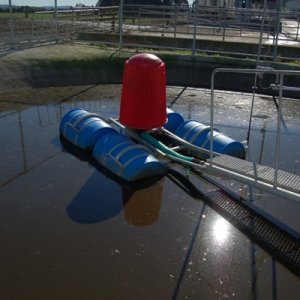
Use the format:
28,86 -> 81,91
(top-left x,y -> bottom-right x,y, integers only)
212,218 -> 230,245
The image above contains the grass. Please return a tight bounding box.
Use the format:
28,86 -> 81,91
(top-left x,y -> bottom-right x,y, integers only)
1,37 -> 299,70
0,11 -> 54,20
130,45 -> 300,67
0,12 -> 30,19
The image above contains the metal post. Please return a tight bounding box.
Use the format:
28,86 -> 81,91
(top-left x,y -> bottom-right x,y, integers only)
119,0 -> 124,49
256,0 -> 268,67
138,9 -> 141,31
72,7 -> 75,36
192,3 -> 198,55
8,0 -> 14,47
274,73 -> 283,188
31,12 -> 34,38
296,14 -> 300,41
210,69 -> 216,164
174,5 -> 177,38
247,0 -> 268,153
97,7 -> 100,30
222,8 -> 226,42
54,0 -> 58,39
273,0 -> 283,63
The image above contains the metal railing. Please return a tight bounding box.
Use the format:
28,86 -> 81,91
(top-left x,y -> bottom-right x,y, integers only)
1,4 -> 299,59
209,68 -> 300,202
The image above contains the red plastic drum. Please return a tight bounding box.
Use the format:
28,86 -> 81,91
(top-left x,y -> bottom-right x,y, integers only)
119,53 -> 167,130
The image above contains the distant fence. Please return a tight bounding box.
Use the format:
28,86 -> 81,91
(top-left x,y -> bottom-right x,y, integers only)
0,2 -> 299,60
0,2 -> 119,50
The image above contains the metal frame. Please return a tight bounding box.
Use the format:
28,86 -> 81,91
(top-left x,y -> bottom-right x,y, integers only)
209,68 -> 300,202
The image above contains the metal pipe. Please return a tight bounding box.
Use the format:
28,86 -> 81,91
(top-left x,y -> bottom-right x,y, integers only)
192,2 -> 198,55
256,0 -> 268,68
119,0 -> 124,49
210,69 -> 216,165
161,127 -> 220,157
296,14 -> 300,41
8,0 -> 14,47
211,68 -> 300,76
274,73 -> 284,188
273,0 -> 283,63
54,0 -> 58,39
174,5 -> 177,39
206,164 -> 300,203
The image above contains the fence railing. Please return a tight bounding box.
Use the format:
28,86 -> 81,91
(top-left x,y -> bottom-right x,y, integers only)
122,5 -> 300,43
1,4 -> 299,59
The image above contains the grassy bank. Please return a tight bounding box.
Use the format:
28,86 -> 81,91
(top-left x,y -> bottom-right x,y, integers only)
1,43 -> 299,95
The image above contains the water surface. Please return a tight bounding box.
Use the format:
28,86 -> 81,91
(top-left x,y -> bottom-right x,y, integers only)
0,87 -> 299,299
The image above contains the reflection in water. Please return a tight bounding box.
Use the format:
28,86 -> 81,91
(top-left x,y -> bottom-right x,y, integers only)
67,171 -> 123,223
123,181 -> 163,226
212,218 -> 230,245
0,99 -> 119,187
66,170 -> 164,226
62,131 -> 164,226
0,108 -> 61,186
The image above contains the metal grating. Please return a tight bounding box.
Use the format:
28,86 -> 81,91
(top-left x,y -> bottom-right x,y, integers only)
211,155 -> 300,194
203,189 -> 300,277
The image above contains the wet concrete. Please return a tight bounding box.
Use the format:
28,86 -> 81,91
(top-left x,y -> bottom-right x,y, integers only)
0,85 -> 299,299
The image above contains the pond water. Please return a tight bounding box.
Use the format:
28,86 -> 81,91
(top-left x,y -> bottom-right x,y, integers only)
0,86 -> 299,299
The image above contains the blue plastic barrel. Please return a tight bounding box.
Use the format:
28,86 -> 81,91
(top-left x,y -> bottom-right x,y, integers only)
176,120 -> 245,158
93,132 -> 166,181
59,109 -> 116,150
164,108 -> 185,132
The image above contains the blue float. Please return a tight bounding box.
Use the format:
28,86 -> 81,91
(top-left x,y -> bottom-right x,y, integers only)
92,132 -> 166,181
59,109 -> 116,150
175,120 -> 245,158
164,108 -> 184,132
60,107 -> 245,181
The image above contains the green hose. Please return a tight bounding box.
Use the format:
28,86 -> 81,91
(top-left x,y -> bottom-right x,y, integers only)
140,132 -> 194,162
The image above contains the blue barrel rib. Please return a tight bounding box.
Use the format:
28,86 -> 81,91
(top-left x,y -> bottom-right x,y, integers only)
59,109 -> 116,150
93,132 -> 166,181
175,120 -> 245,159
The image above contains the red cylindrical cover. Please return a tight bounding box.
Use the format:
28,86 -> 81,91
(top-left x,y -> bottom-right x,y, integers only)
119,53 -> 167,129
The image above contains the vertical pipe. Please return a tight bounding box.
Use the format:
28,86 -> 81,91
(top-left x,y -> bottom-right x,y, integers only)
138,9 -> 141,31
222,8 -> 226,42
192,2 -> 198,55
246,0 -> 268,153
8,0 -> 14,47
31,10 -> 34,39
256,0 -> 268,67
210,69 -> 216,164
72,7 -> 75,36
273,0 -> 283,63
274,73 -> 283,188
296,14 -> 300,41
97,7 -> 100,30
54,0 -> 58,39
174,6 -> 177,38
119,0 -> 124,49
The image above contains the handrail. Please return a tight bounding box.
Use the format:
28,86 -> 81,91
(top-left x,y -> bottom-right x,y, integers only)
210,68 -> 300,193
